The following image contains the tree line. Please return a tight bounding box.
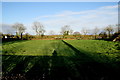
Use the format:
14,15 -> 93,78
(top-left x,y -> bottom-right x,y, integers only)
1,21 -> 120,41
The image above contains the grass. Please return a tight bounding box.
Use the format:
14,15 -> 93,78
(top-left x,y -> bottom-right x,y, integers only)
2,40 -> 120,80
64,40 -> 120,63
2,40 -> 120,63
2,40 -> 75,56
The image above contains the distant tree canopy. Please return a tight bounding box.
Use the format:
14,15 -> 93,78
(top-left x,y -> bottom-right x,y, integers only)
13,23 -> 26,34
32,21 -> 45,36
93,27 -> 99,39
22,33 -> 34,40
99,32 -> 107,39
2,21 -> 120,41
12,23 -> 26,39
61,25 -> 73,36
104,25 -> 114,38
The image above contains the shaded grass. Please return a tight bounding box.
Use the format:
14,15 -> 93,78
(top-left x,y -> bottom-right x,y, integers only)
64,40 -> 120,68
2,40 -> 120,80
2,54 -> 120,80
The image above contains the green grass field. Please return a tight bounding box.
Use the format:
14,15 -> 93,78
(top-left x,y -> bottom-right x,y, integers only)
2,40 -> 75,56
2,40 -> 120,80
65,40 -> 120,63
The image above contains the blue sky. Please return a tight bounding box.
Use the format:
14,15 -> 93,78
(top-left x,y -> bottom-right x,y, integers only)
2,2 -> 118,35
1,0 -> 120,2
2,2 -> 117,23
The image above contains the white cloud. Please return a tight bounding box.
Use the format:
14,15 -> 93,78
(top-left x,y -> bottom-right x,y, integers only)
35,5 -> 118,19
34,5 -> 118,34
1,23 -> 35,35
2,4 -> 118,35
100,5 -> 118,9
1,23 -> 15,34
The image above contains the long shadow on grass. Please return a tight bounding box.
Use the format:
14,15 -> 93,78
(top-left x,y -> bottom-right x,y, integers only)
25,56 -> 51,80
25,51 -> 71,80
50,50 -> 71,80
62,40 -> 120,80
2,43 -> 120,80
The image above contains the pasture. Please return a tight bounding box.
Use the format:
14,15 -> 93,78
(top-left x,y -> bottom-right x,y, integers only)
2,40 -> 120,80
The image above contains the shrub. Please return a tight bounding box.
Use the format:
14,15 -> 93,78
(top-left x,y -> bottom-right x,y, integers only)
23,33 -> 34,40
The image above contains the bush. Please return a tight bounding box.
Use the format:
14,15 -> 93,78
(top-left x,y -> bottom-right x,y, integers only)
23,33 -> 34,40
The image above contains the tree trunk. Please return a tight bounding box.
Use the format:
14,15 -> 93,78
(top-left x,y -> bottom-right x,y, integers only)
21,33 -> 23,40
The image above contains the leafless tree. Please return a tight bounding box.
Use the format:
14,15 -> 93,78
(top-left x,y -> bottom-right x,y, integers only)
12,23 -> 19,35
60,25 -> 72,35
12,23 -> 26,39
104,25 -> 114,38
93,27 -> 99,39
32,21 -> 45,36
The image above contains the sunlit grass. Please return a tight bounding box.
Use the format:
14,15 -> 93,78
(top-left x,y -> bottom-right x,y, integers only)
2,40 -> 75,56
64,40 -> 120,63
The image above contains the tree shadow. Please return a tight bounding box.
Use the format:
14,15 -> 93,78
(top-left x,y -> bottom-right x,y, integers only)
50,50 -> 71,80
62,40 -> 120,80
25,56 -> 51,80
2,47 -> 120,80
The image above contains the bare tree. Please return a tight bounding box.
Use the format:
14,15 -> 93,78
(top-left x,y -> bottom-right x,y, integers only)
12,23 -> 19,35
93,27 -> 99,39
104,25 -> 114,38
60,25 -> 72,35
12,23 -> 26,39
32,21 -> 45,36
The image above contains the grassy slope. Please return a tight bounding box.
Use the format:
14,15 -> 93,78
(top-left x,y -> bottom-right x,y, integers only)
2,40 -> 75,56
64,40 -> 120,63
